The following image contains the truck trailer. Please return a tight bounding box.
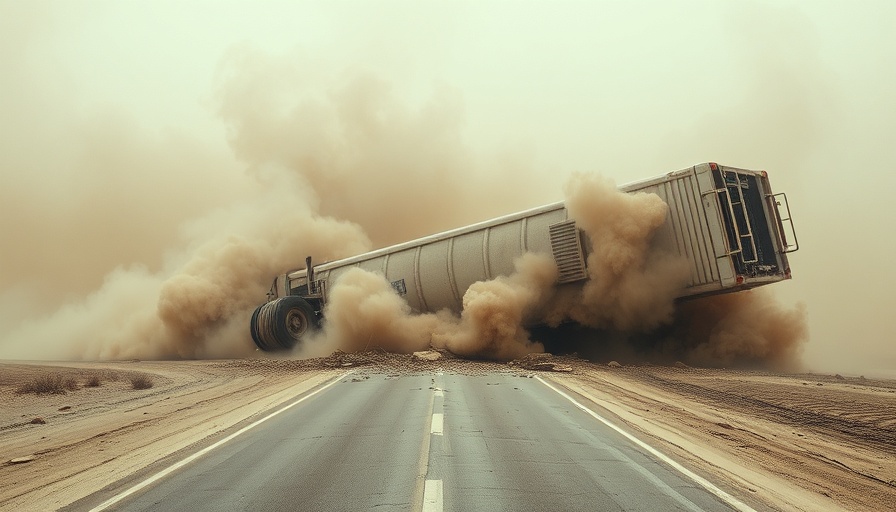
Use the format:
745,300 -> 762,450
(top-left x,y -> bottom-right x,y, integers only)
250,162 -> 798,351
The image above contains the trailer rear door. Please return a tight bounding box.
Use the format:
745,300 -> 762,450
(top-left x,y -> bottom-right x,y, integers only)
711,167 -> 784,279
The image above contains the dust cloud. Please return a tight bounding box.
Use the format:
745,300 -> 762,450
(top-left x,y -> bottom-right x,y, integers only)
550,173 -> 691,331
0,168 -> 371,360
301,267 -> 440,357
215,48 -> 545,247
430,253 -> 558,360
303,253 -> 557,361
670,290 -> 809,371
0,49 -> 545,361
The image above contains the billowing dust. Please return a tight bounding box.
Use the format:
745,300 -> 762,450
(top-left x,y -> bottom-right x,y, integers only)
0,60 -> 806,367
549,173 -> 691,331
1,181 -> 371,360
309,252 -> 560,361
670,290 -> 809,370
0,62 -> 541,361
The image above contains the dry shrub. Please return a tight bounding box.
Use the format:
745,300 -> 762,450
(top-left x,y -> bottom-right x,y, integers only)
129,374 -> 154,390
84,373 -> 102,387
17,373 -> 78,394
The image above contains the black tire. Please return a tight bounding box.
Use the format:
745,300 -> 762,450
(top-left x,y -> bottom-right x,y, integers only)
250,296 -> 319,351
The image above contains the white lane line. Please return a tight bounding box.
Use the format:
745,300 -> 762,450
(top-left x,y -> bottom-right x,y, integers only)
413,387 -> 437,511
430,413 -> 444,435
535,376 -> 757,512
434,388 -> 444,398
422,479 -> 443,512
88,371 -> 351,512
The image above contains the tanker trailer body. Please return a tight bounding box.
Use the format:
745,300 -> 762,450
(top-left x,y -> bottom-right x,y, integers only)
251,163 -> 799,351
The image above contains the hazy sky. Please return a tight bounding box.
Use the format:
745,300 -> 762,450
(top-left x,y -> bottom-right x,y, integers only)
2,1 -> 894,374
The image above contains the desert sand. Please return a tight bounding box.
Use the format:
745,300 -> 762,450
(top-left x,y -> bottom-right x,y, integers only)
1,354 -> 894,511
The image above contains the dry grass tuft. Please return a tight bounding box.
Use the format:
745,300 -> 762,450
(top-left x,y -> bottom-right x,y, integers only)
85,373 -> 103,387
129,374 -> 154,390
16,374 -> 79,394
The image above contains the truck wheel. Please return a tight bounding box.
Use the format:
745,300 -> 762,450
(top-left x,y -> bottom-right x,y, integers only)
250,297 -> 319,351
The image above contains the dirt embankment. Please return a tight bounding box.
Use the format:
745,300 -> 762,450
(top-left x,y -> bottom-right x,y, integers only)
552,363 -> 896,512
0,360 -> 338,511
1,355 -> 894,511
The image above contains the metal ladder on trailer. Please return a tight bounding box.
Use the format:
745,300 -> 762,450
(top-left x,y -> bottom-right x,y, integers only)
725,172 -> 759,264
702,171 -> 759,264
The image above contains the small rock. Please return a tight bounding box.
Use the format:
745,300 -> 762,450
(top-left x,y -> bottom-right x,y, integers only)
412,350 -> 443,362
58,406 -> 71,411
674,361 -> 690,369
9,455 -> 36,464
607,361 -> 622,368
30,418 -> 46,425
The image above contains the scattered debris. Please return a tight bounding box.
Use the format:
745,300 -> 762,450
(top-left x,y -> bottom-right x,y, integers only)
9,455 -> 37,464
322,349 -> 375,368
528,362 -> 573,372
58,406 -> 72,411
509,353 -> 575,373
30,418 -> 46,425
213,349 -> 710,377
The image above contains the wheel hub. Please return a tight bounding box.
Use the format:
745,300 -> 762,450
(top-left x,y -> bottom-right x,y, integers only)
285,309 -> 307,337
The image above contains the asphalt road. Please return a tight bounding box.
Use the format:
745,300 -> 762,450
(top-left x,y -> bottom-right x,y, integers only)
79,372 -> 751,511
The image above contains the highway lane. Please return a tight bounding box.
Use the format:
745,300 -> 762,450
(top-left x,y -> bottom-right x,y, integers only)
77,371 -> 754,511
430,374 -> 744,511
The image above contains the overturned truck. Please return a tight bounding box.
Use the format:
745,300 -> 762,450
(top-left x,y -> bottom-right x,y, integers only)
251,163 -> 798,351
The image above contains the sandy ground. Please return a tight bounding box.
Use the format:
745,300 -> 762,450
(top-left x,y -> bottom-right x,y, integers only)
1,353 -> 894,511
